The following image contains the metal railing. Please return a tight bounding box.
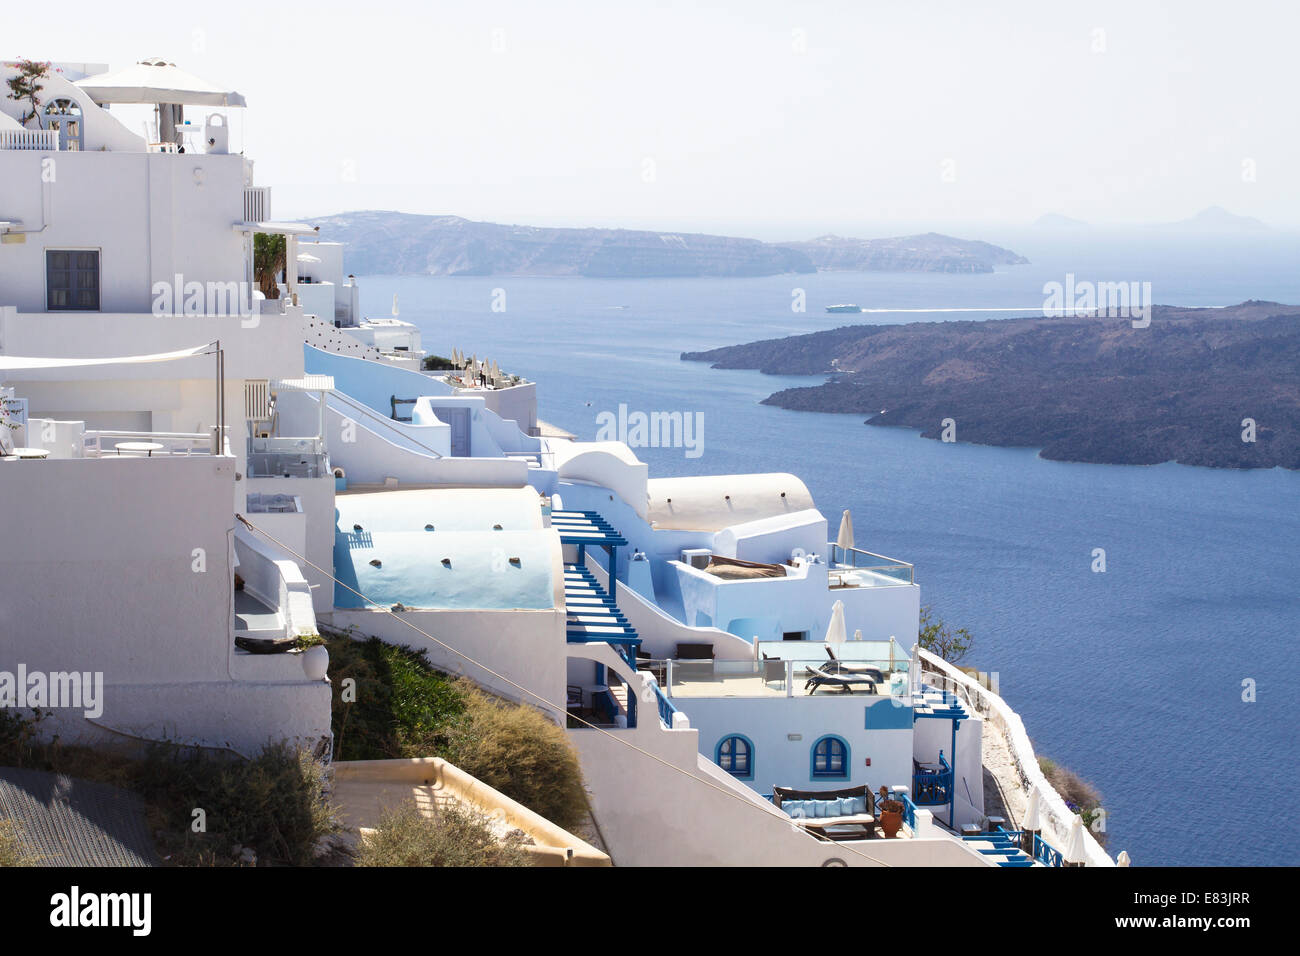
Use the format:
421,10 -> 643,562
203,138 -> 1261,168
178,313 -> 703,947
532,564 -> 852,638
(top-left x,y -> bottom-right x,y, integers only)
83,429 -> 222,457
900,790 -> 918,831
652,681 -> 678,728
641,656 -> 908,699
912,752 -> 953,807
0,129 -> 59,151
829,544 -> 914,585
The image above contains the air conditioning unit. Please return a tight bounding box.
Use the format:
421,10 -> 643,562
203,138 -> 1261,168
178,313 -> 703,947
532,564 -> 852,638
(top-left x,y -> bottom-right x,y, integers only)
681,548 -> 712,570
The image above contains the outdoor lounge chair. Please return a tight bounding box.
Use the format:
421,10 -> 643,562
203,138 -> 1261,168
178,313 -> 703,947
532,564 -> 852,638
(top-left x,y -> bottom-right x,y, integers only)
773,785 -> 876,837
804,663 -> 878,694
824,646 -> 886,682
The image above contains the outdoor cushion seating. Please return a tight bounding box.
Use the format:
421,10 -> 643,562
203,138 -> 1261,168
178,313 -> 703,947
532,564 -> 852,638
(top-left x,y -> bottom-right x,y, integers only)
772,785 -> 876,830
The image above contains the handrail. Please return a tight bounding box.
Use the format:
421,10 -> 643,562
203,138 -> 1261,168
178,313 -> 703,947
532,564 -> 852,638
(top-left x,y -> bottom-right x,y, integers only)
321,389 -> 445,458
652,681 -> 678,728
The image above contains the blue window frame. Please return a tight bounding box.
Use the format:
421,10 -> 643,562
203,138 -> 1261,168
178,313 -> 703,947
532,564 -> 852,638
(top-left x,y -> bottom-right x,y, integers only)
811,735 -> 849,779
716,734 -> 753,779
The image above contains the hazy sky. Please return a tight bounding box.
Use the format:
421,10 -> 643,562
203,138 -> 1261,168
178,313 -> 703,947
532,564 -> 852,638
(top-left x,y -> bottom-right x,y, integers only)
9,1 -> 1300,237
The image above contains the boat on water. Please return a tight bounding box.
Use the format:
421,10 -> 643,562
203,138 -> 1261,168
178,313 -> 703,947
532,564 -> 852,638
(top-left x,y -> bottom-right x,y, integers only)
826,303 -> 862,313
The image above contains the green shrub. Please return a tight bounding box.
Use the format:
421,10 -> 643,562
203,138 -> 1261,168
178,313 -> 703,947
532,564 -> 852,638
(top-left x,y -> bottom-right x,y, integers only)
421,355 -> 456,371
326,635 -> 465,760
356,801 -> 529,867
444,681 -> 588,832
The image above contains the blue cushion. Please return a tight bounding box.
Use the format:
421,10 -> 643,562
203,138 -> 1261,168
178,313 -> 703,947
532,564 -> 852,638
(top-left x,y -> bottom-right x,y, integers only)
851,796 -> 868,815
783,799 -> 808,819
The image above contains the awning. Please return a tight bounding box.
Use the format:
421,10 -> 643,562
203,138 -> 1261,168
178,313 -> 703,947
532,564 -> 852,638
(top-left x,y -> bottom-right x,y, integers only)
76,59 -> 247,107
272,375 -> 335,391
0,343 -> 215,371
233,222 -> 320,236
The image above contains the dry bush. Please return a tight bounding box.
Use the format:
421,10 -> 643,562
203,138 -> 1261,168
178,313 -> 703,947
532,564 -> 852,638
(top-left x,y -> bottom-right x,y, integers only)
356,801 -> 529,867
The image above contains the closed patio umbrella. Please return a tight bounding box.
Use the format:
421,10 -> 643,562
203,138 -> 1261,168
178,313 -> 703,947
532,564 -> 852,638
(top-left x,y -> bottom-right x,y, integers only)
1022,785 -> 1042,831
1063,815 -> 1087,867
836,509 -> 854,554
824,600 -> 847,645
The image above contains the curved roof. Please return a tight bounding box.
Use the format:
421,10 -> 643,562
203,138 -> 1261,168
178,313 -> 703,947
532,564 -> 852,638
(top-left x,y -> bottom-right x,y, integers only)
332,487 -> 558,610
646,473 -> 815,531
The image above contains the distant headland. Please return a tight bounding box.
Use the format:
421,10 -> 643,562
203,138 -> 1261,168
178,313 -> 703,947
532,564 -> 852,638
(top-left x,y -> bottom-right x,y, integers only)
302,211 -> 1029,278
681,301 -> 1300,470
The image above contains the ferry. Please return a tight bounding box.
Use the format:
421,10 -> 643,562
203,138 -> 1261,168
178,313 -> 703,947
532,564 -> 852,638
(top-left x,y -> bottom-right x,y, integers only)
826,303 -> 863,313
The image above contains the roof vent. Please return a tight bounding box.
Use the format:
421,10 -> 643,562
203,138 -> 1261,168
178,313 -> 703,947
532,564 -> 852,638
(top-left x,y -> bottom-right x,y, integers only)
424,524 -> 435,531
353,523 -> 363,531
369,559 -> 382,568
509,557 -> 521,566
493,523 -> 503,530
441,557 -> 451,567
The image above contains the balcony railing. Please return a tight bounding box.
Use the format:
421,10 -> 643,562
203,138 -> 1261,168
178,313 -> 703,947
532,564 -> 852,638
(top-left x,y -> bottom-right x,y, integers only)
641,655 -> 909,699
912,752 -> 953,807
246,436 -> 327,478
829,544 -> 914,585
84,429 -> 224,458
0,129 -> 59,151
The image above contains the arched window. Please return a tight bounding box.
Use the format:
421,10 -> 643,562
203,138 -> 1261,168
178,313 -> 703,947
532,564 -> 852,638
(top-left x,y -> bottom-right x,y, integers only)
811,735 -> 849,779
716,735 -> 753,779
43,98 -> 83,151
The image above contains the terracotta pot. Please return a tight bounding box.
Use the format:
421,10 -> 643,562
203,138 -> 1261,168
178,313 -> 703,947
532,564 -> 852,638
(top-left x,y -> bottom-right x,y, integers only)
880,800 -> 904,838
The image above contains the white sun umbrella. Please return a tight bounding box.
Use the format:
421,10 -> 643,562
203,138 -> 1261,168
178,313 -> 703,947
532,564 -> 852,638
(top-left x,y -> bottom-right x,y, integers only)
1116,850 -> 1131,867
852,628 -> 863,642
1063,815 -> 1087,866
78,59 -> 248,106
77,59 -> 247,146
824,600 -> 847,646
836,509 -> 854,556
1022,785 -> 1042,832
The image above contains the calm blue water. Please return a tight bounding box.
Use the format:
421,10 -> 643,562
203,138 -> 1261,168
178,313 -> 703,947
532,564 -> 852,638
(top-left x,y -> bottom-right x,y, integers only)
356,236 -> 1300,865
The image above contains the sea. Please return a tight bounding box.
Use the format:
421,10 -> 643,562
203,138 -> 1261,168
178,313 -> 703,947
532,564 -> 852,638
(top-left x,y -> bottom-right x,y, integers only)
356,232 -> 1300,866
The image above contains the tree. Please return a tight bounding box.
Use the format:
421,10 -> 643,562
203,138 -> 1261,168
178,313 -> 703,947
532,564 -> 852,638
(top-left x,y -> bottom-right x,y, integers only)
5,59 -> 51,128
253,233 -> 286,299
918,605 -> 974,663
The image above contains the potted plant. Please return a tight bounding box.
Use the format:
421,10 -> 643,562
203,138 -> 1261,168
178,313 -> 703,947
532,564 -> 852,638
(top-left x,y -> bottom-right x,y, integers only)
879,798 -> 905,838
